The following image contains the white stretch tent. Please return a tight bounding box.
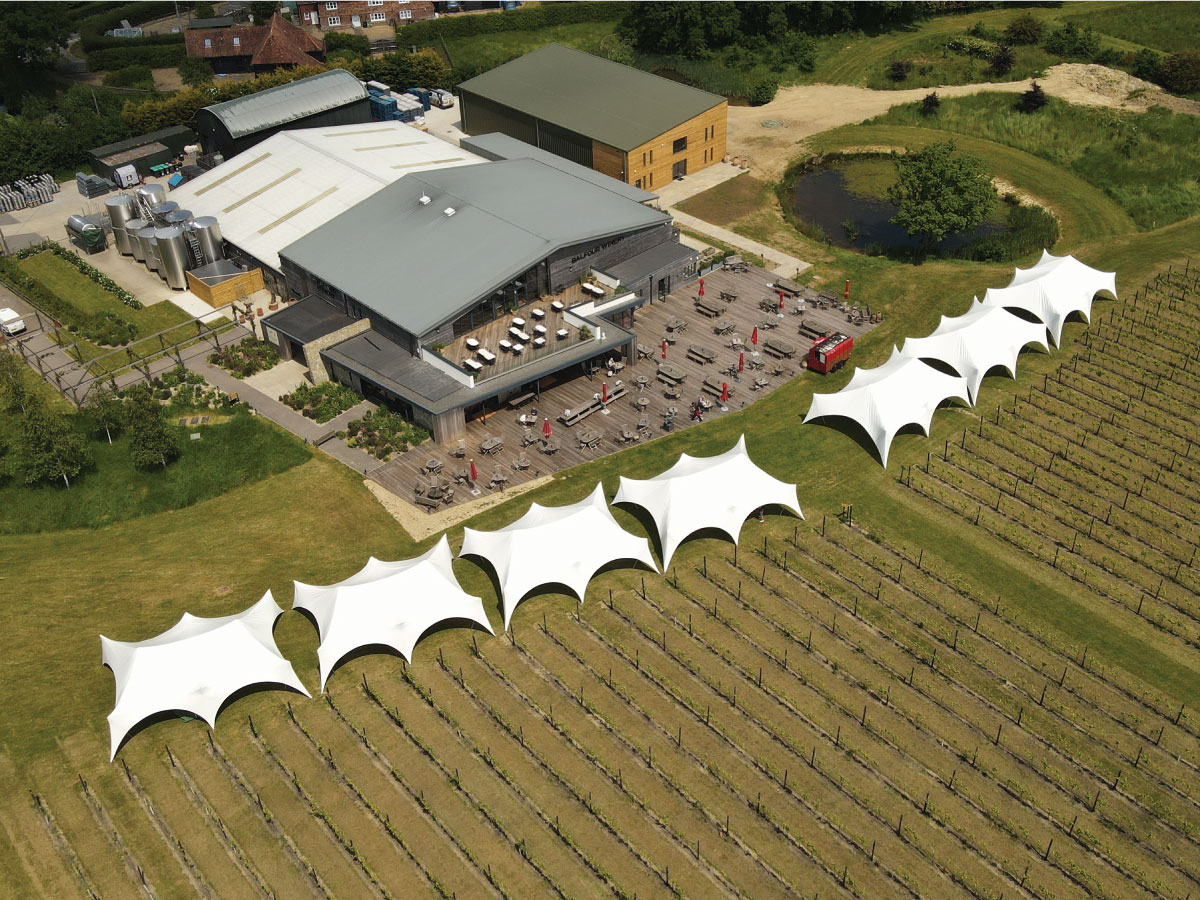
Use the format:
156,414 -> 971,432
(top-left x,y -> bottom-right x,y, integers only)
293,535 -> 494,690
804,347 -> 970,467
101,592 -> 307,760
613,434 -> 802,568
981,250 -> 1117,346
460,484 -> 658,630
899,298 -> 1050,403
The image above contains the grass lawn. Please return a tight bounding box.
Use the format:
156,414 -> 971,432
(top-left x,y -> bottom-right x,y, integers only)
17,252 -> 191,336
430,21 -> 618,74
0,408 -> 310,534
1062,1 -> 1200,55
675,173 -> 771,224
870,94 -> 1200,230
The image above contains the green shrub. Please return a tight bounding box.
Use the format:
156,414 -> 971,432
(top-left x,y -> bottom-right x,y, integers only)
339,408 -> 428,460
177,56 -> 213,87
921,92 -> 940,116
888,59 -> 912,82
282,381 -> 360,423
1018,80 -> 1048,113
1159,50 -> 1200,94
1042,22 -> 1100,61
1130,49 -> 1162,85
208,341 -> 280,378
750,77 -> 778,106
1004,14 -> 1043,46
952,203 -> 1059,262
86,44 -> 187,70
946,35 -> 997,60
101,65 -> 154,88
991,44 -> 1016,76
325,31 -> 371,56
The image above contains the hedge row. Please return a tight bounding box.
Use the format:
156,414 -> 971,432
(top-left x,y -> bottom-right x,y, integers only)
87,44 -> 187,70
78,1 -> 181,50
401,1 -> 628,45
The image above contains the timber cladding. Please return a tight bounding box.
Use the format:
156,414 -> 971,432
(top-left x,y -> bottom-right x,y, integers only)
624,101 -> 728,189
186,267 -> 265,307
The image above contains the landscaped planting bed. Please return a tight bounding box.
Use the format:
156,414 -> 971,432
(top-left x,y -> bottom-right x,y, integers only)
208,340 -> 281,379
282,382 -> 360,424
339,408 -> 428,459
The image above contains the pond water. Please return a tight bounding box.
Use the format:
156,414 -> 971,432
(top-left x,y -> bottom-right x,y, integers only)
789,164 -> 1006,252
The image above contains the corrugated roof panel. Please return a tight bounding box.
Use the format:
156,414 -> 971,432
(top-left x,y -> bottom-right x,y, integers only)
458,44 -> 724,152
203,70 -> 368,140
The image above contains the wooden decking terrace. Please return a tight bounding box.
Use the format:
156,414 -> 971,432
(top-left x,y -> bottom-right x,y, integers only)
369,264 -> 879,511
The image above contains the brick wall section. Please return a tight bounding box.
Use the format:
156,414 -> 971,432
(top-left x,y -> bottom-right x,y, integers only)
304,318 -> 373,383
296,0 -> 434,29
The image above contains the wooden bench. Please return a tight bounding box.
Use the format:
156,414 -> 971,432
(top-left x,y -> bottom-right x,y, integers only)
506,391 -> 535,410
702,376 -> 732,398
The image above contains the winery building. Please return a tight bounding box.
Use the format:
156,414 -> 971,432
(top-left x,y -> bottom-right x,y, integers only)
457,43 -> 728,191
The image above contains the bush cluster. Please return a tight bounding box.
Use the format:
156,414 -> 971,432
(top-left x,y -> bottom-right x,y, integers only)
339,408 -> 429,461
101,65 -> 154,89
952,202 -> 1060,262
283,381 -> 360,424
208,340 -> 280,379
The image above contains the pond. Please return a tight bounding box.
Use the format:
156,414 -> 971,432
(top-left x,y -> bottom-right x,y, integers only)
788,160 -> 1007,253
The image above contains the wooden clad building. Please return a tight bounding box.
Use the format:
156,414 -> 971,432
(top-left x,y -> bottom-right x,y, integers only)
458,43 -> 727,190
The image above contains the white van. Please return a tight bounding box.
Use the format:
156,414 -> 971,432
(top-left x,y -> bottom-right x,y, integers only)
0,307 -> 27,336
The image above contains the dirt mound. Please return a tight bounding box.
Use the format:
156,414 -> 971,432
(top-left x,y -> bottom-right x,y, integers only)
1038,63 -> 1200,115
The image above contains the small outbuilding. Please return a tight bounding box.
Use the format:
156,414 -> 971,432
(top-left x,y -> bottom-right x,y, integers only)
89,126 -> 196,182
194,69 -> 371,158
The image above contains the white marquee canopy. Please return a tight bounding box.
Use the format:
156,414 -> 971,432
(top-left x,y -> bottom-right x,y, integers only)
293,535 -> 494,690
899,297 -> 1050,402
804,347 -> 970,467
101,592 -> 308,760
613,434 -> 802,568
981,250 -> 1117,346
460,484 -> 658,630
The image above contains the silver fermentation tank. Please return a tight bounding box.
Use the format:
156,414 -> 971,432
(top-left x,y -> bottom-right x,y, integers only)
125,217 -> 150,262
188,216 -> 224,263
104,194 -> 136,255
155,225 -> 189,290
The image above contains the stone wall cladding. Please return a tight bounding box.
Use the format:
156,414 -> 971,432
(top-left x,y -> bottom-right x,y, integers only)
304,318 -> 373,383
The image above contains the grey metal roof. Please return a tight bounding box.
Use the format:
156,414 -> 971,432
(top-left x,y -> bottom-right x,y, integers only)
280,158 -> 670,337
264,296 -> 356,344
458,43 -> 725,152
188,16 -> 234,28
200,70 -> 367,140
459,132 -> 658,203
600,240 -> 697,287
324,324 -> 631,415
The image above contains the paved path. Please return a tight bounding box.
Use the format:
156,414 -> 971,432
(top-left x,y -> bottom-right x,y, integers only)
185,355 -> 383,473
668,208 -> 812,278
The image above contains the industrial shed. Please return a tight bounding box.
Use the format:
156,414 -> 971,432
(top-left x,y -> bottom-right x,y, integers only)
194,69 -> 371,159
89,126 -> 196,181
458,43 -> 727,190
169,121 -> 483,285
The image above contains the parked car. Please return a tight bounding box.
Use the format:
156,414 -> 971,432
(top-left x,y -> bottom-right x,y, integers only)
430,89 -> 455,109
0,307 -> 27,336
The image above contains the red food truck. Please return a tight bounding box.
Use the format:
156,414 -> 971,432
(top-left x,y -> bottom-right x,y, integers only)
807,333 -> 854,374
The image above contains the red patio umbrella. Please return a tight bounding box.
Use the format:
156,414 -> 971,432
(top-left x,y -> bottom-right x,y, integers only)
661,339 -> 667,360
542,417 -> 552,438
844,279 -> 851,300
698,277 -> 705,297
778,289 -> 785,311
601,381 -> 608,405
751,326 -> 759,346
721,382 -> 729,403
469,458 -> 478,482
738,351 -> 745,372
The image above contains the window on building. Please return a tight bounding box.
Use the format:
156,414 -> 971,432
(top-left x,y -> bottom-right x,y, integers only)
649,149 -> 653,164
327,14 -> 340,24
367,0 -> 384,4
673,136 -> 687,153
369,10 -> 385,20
635,178 -> 642,189
232,36 -> 240,46
203,38 -> 212,47
398,8 -> 412,17
641,152 -> 646,167
325,1 -> 337,8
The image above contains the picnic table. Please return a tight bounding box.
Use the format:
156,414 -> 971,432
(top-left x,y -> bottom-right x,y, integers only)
686,344 -> 718,365
539,438 -> 559,454
663,384 -> 681,400
758,318 -> 779,330
477,348 -> 496,363
748,352 -> 765,370
453,466 -> 472,483
713,319 -> 734,335
426,458 -> 442,474
695,298 -> 725,318
637,343 -> 653,360
759,298 -> 780,313
753,375 -> 769,391
763,337 -> 797,359
719,290 -> 738,302
480,436 -> 504,455
578,429 -> 602,449
634,396 -> 650,412
702,376 -> 732,398
657,362 -> 687,385
635,374 -> 650,391
666,316 -> 688,332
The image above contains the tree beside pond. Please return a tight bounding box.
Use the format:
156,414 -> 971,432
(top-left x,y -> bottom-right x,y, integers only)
886,141 -> 995,251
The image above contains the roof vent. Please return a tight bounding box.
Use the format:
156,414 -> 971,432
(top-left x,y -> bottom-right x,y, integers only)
418,194 -> 431,205
443,207 -> 456,217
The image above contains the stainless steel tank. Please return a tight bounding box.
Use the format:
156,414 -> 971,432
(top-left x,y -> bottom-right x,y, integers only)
188,216 -> 224,263
126,217 -> 149,261
104,194 -> 136,255
135,183 -> 164,205
155,225 -> 189,290
150,200 -> 178,224
165,209 -> 192,226
138,226 -> 160,273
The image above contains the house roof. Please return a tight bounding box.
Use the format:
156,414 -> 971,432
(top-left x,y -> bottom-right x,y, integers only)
280,157 -> 671,336
169,121 -> 482,271
458,43 -> 725,152
459,131 -> 657,203
186,13 -> 323,67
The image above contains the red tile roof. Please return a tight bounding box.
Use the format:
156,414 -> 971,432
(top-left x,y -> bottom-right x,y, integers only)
185,14 -> 323,67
